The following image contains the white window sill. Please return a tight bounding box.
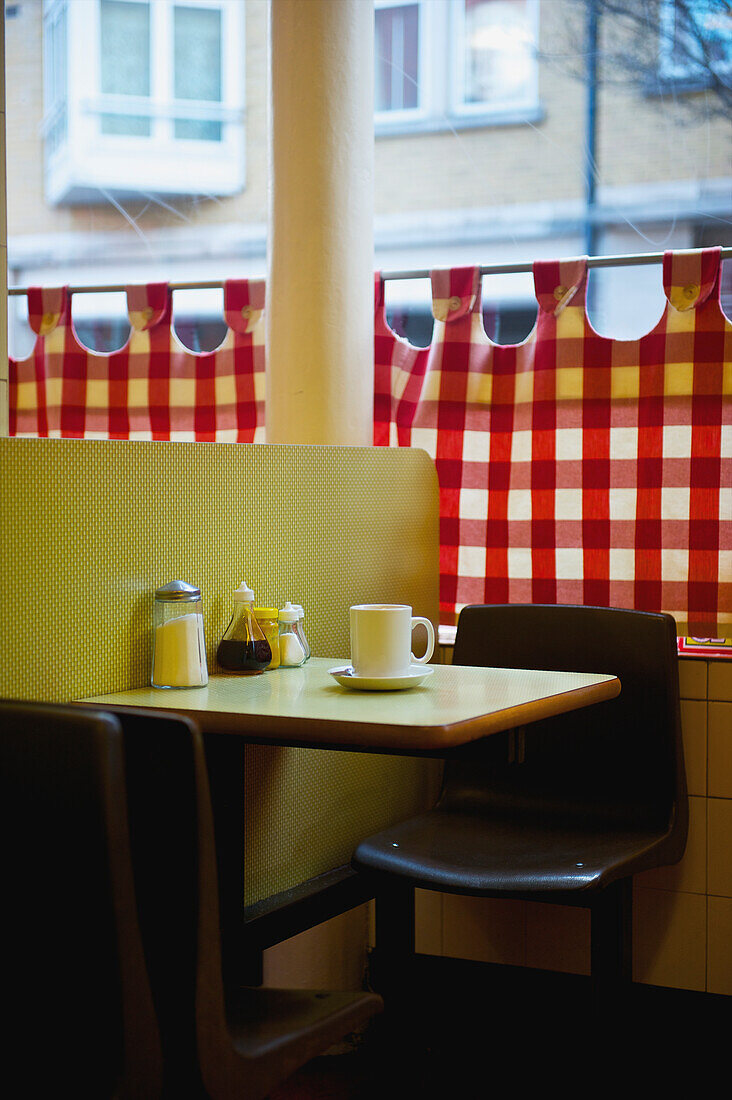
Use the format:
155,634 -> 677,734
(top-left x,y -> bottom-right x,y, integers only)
375,104 -> 546,139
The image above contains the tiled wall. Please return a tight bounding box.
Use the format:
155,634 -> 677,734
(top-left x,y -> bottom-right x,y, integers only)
422,651 -> 732,996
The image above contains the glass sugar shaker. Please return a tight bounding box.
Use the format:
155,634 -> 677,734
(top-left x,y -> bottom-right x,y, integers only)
151,580 -> 208,689
278,604 -> 306,667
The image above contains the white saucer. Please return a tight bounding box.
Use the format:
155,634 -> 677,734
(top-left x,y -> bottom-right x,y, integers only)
328,665 -> 434,691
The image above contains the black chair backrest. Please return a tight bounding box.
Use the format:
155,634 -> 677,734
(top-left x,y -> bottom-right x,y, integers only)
111,709 -> 208,1098
0,700 -> 162,1099
449,605 -> 687,842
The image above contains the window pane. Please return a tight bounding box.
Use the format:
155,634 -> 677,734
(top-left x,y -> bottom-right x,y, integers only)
461,0 -> 534,106
174,117 -> 222,141
100,0 -> 151,136
174,5 -> 223,141
663,0 -> 732,78
375,3 -> 419,112
44,5 -> 68,153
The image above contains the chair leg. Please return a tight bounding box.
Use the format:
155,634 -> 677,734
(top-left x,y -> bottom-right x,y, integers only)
590,878 -> 633,1013
374,882 -> 415,993
370,884 -> 424,1079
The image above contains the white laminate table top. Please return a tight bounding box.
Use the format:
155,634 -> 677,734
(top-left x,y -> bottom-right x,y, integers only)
80,657 -> 621,753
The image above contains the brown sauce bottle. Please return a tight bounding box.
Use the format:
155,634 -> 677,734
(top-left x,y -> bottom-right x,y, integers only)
217,581 -> 272,675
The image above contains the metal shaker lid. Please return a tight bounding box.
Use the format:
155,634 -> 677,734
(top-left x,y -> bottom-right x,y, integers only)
155,579 -> 201,602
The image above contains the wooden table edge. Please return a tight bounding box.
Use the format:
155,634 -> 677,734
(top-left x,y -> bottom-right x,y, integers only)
77,675 -> 620,753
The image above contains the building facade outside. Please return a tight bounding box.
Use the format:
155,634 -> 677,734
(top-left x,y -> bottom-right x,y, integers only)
5,0 -> 731,357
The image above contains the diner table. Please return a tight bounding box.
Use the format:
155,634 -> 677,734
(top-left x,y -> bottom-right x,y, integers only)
79,657 -> 621,979
79,656 -> 620,755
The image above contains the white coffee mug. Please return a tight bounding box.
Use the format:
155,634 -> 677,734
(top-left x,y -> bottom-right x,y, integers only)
349,604 -> 435,678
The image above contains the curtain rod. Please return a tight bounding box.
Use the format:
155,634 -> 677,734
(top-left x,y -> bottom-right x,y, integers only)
381,247 -> 732,282
7,248 -> 731,295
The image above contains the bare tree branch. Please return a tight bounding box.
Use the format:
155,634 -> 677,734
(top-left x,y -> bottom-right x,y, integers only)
545,0 -> 732,121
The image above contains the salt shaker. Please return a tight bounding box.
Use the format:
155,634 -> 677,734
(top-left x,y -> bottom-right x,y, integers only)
278,605 -> 306,667
151,580 -> 208,689
293,604 -> 311,660
281,601 -> 310,661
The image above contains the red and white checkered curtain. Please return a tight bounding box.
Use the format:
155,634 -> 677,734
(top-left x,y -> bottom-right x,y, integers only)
9,252 -> 730,636
9,280 -> 265,441
374,248 -> 731,637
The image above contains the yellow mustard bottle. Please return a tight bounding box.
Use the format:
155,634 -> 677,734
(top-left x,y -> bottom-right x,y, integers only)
254,607 -> 280,669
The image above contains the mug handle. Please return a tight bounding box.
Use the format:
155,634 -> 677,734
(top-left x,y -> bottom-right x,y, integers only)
410,617 -> 435,665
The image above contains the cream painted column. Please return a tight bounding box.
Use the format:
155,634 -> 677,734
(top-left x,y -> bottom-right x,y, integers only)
1,14 -> 8,437
266,0 -> 374,445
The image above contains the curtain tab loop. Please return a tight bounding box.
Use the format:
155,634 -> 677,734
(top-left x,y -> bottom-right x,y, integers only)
431,266 -> 482,322
127,283 -> 170,331
663,247 -> 720,312
533,257 -> 588,316
28,286 -> 68,336
224,279 -> 266,334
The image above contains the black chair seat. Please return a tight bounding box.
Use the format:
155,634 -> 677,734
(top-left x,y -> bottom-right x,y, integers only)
225,986 -> 382,1060
352,604 -> 688,1013
355,808 -> 673,895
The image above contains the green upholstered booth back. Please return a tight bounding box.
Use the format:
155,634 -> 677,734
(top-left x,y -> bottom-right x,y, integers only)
0,438 -> 440,902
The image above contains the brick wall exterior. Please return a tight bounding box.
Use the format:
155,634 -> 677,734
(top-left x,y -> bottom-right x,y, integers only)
5,0 -> 729,241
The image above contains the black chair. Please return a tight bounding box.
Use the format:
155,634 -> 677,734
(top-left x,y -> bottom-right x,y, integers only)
352,604 -> 688,1015
112,708 -> 383,1099
0,700 -> 163,1099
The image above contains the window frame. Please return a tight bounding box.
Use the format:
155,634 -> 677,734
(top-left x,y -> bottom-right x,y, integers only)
42,0 -> 69,155
449,0 -> 541,121
374,0 -> 543,138
374,0 -> 433,128
41,0 -> 245,203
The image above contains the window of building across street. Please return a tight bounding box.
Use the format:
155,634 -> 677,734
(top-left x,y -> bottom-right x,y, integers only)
658,0 -> 732,84
41,0 -> 245,204
453,0 -> 539,115
374,0 -> 540,135
375,0 -> 422,115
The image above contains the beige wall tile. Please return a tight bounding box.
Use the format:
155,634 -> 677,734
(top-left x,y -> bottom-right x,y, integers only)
263,905 -> 371,991
708,703 -> 732,799
635,795 -> 706,894
415,888 -> 442,955
680,699 -> 707,797
707,896 -> 732,996
633,888 -> 706,991
441,894 -> 525,967
0,380 -> 7,438
366,890 -> 443,954
366,898 -> 375,948
709,661 -> 732,703
678,660 -> 707,701
525,901 -> 590,975
708,798 -> 732,898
